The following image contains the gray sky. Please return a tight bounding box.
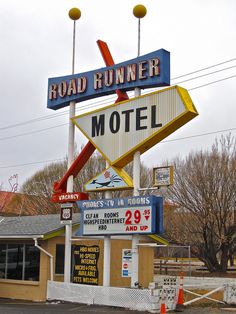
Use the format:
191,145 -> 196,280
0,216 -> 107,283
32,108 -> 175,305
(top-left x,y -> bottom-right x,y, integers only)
0,0 -> 236,191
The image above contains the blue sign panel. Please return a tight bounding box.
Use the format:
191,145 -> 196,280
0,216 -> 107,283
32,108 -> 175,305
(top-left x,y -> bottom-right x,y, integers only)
47,49 -> 170,110
76,196 -> 163,236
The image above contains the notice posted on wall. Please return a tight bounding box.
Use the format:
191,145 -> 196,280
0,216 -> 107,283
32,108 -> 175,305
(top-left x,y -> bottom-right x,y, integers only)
122,249 -> 132,277
73,245 -> 99,285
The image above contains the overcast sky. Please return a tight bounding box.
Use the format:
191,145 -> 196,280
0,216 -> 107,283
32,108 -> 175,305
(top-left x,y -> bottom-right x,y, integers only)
0,0 -> 236,191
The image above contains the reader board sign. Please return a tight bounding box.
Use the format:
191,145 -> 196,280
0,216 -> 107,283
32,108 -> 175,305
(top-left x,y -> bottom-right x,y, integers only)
47,49 -> 170,110
76,196 -> 163,236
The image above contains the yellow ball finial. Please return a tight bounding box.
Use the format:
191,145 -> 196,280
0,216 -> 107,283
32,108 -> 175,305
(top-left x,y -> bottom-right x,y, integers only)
133,4 -> 147,19
68,8 -> 81,20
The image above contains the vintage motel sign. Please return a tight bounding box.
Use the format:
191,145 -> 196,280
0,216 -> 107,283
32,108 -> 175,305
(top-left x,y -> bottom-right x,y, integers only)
47,49 -> 170,110
72,85 -> 198,168
85,166 -> 133,192
76,196 -> 163,236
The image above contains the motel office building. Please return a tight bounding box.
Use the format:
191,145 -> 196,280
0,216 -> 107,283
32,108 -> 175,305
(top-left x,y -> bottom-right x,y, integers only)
0,214 -> 155,301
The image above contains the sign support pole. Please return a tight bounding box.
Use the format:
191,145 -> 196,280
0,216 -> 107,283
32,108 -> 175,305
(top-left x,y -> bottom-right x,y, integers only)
103,234 -> 111,286
64,9 -> 81,283
96,40 -> 129,287
131,86 -> 141,287
132,149 -> 140,287
103,162 -> 112,287
131,4 -> 147,288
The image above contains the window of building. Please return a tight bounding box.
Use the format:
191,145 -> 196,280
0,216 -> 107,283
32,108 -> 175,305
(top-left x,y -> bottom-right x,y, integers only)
24,245 -> 40,281
7,244 -> 23,280
0,244 -> 6,279
0,244 -> 40,281
55,244 -> 64,274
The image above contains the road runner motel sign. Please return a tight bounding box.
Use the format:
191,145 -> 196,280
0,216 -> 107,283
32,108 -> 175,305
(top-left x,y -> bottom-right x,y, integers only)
72,85 -> 198,168
76,196 -> 163,236
47,49 -> 170,110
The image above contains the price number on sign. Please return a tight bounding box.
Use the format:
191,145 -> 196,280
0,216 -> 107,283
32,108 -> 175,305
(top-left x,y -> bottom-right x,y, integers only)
125,209 -> 141,225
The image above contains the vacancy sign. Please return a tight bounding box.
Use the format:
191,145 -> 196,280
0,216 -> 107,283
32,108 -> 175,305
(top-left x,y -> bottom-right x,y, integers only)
72,85 -> 198,168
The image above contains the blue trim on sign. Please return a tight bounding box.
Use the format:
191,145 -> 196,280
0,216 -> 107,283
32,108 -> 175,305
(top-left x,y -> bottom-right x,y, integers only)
77,195 -> 157,209
47,49 -> 170,110
75,196 -> 163,236
153,196 -> 164,234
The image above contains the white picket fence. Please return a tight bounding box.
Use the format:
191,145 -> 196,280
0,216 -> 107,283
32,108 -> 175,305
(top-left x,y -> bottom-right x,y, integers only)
155,275 -> 236,306
224,284 -> 236,304
47,280 -> 178,312
47,276 -> 236,311
155,274 -> 236,289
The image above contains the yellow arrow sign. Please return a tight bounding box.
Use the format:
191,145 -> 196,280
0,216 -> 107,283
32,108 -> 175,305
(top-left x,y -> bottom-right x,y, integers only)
72,86 -> 198,167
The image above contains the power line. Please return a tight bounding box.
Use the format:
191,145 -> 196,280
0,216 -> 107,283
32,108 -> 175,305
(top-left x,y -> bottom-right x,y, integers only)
188,75 -> 236,91
1,59 -> 236,170
0,110 -> 68,131
0,57 -> 236,132
172,57 -> 236,80
0,73 -> 235,142
161,127 -> 236,144
1,126 -> 236,169
0,95 -> 118,131
0,123 -> 67,141
0,158 -> 65,169
176,65 -> 236,85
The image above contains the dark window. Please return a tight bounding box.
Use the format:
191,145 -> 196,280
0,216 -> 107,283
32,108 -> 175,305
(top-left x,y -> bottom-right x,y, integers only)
0,243 -> 40,281
55,244 -> 74,275
0,244 -> 6,278
55,244 -> 65,274
7,244 -> 23,280
24,245 -> 40,281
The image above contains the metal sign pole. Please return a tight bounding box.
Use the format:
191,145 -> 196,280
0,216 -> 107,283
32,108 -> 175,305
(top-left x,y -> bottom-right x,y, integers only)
96,40 -> 129,287
131,4 -> 147,288
103,162 -> 112,286
64,8 -> 81,283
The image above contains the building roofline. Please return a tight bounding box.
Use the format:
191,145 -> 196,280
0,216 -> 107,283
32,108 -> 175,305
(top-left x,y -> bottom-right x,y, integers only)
0,235 -> 44,239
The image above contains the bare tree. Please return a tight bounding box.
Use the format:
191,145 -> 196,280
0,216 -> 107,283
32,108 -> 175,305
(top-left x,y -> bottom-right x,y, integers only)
20,149 -> 153,212
21,161 -> 67,198
167,135 -> 236,272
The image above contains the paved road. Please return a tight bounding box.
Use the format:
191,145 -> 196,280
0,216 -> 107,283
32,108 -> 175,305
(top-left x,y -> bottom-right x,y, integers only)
0,300 -> 149,314
0,300 -> 236,314
182,306 -> 236,313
